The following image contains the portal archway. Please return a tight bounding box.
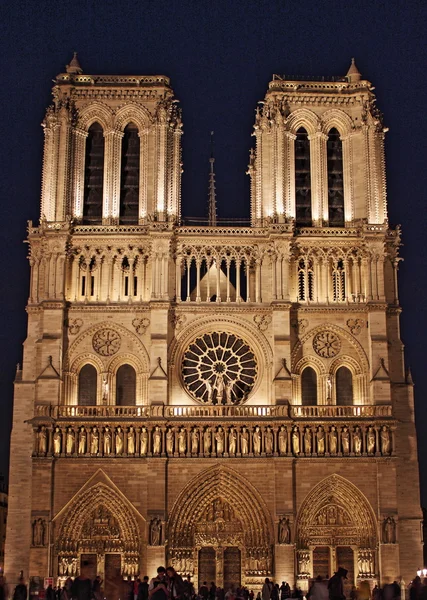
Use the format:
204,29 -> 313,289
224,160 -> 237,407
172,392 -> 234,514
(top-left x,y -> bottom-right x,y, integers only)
168,465 -> 274,588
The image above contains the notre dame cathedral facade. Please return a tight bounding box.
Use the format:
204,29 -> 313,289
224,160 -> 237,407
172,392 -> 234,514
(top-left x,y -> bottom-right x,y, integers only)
5,55 -> 423,597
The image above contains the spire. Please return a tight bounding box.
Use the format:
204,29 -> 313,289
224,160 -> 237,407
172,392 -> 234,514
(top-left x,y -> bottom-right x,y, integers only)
208,131 -> 217,226
66,52 -> 83,75
346,58 -> 361,83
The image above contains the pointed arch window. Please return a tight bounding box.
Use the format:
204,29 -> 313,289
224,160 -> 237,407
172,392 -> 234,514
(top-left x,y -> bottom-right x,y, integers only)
120,123 -> 140,224
83,123 -> 104,224
301,366 -> 317,405
336,366 -> 353,405
295,128 -> 312,227
327,128 -> 344,226
332,259 -> 346,302
116,364 -> 136,406
298,258 -> 314,302
78,364 -> 97,406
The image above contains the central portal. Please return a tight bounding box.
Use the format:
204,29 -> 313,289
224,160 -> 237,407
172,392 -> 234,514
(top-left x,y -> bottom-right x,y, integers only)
198,547 -> 241,590
198,547 -> 216,588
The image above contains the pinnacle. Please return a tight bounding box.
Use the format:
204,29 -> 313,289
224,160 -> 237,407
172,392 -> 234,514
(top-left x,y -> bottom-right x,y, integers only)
66,52 -> 83,75
346,57 -> 361,82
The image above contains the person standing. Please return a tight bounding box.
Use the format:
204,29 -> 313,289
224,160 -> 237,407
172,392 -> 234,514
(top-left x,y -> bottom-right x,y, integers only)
182,577 -> 194,600
307,577 -> 328,600
71,562 -> 92,600
138,577 -> 150,600
199,583 -> 209,600
327,568 -> 347,600
166,567 -> 184,600
13,580 -> 27,600
262,579 -> 273,600
149,567 -> 169,600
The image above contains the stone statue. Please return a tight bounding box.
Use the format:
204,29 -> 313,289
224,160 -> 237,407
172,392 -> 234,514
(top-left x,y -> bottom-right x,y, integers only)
103,427 -> 112,455
127,426 -> 135,455
292,428 -> 300,455
253,426 -> 261,454
66,427 -> 75,454
203,428 -> 211,454
215,427 -> 224,454
326,375 -> 332,401
191,428 -> 199,454
241,427 -> 249,455
178,427 -> 186,454
153,426 -> 162,454
278,517 -> 291,544
228,427 -> 237,454
225,379 -> 234,405
329,426 -> 337,454
205,378 -> 213,404
384,516 -> 396,543
304,428 -> 312,454
381,426 -> 391,455
115,426 -> 124,455
265,427 -> 273,454
140,427 -> 148,455
150,518 -> 161,546
367,426 -> 375,454
341,426 -> 350,454
278,426 -> 287,454
53,427 -> 61,454
78,427 -> 86,454
166,428 -> 174,454
353,426 -> 362,455
214,373 -> 225,403
317,426 -> 325,454
38,426 -> 47,455
32,518 -> 45,546
91,427 -> 99,454
102,373 -> 109,403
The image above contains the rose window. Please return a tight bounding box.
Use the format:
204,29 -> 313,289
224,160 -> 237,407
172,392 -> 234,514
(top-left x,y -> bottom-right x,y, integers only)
313,331 -> 341,358
182,332 -> 257,405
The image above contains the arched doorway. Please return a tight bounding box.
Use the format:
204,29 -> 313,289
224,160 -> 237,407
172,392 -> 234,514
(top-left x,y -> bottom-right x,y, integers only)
55,483 -> 140,600
167,466 -> 273,589
296,475 -> 377,592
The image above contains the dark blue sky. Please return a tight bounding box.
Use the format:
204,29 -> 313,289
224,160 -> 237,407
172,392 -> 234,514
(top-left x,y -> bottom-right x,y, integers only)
1,0 -> 426,501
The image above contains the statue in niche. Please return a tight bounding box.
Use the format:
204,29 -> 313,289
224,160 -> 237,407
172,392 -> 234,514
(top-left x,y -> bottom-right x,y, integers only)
66,427 -> 75,454
326,376 -> 332,402
265,426 -> 273,454
102,373 -> 109,403
32,518 -> 45,546
341,426 -> 350,454
317,426 -> 325,455
91,427 -> 99,454
225,379 -> 234,405
367,426 -> 376,454
178,427 -> 187,454
191,428 -> 199,454
353,426 -> 362,455
153,426 -> 162,454
241,427 -> 249,455
278,517 -> 291,544
253,426 -> 261,454
215,427 -> 224,454
38,426 -> 47,455
127,426 -> 135,455
292,428 -> 300,455
53,427 -> 61,454
214,373 -> 225,403
304,428 -> 312,454
140,427 -> 148,455
115,426 -> 124,455
104,427 -> 112,455
228,427 -> 237,454
166,428 -> 174,454
381,426 -> 391,455
203,427 -> 211,454
383,516 -> 396,543
78,427 -> 87,455
329,426 -> 337,454
278,426 -> 287,454
150,518 -> 161,546
205,378 -> 213,404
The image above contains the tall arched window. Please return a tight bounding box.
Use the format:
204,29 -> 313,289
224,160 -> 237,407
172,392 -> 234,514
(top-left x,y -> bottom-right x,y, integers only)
327,128 -> 344,227
120,123 -> 140,224
298,258 -> 314,302
78,364 -> 97,406
301,367 -> 317,405
336,366 -> 353,405
83,123 -> 104,224
295,128 -> 312,227
116,364 -> 136,405
332,259 -> 346,302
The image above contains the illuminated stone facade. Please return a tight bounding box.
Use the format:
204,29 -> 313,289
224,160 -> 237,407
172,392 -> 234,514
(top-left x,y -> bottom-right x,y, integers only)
5,56 -> 422,595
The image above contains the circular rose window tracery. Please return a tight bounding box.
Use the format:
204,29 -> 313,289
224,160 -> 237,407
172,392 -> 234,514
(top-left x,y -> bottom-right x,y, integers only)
182,332 -> 257,405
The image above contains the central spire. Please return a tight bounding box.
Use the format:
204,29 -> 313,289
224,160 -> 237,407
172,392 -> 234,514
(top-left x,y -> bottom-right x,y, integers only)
208,131 -> 217,226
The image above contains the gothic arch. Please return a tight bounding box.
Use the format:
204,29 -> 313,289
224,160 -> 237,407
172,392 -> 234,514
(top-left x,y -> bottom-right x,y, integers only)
329,355 -> 362,377
114,103 -> 153,132
294,355 -> 326,376
77,102 -> 114,131
168,465 -> 274,550
286,108 -> 320,136
320,109 -> 354,137
296,474 -> 377,549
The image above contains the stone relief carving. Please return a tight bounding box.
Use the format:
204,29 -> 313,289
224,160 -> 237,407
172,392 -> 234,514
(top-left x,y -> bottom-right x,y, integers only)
132,317 -> 150,335
347,318 -> 364,335
150,517 -> 162,546
253,314 -> 272,331
383,516 -> 396,543
92,328 -> 121,356
32,518 -> 46,547
278,517 -> 291,544
313,331 -> 341,358
68,318 -> 83,335
291,318 -> 309,334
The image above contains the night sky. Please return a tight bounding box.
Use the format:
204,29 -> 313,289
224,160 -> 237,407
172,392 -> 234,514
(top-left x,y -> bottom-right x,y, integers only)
1,0 -> 426,502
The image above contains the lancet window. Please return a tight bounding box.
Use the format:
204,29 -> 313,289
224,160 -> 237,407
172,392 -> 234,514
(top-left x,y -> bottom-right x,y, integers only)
327,128 -> 345,226
116,364 -> 136,406
335,366 -> 353,405
119,123 -> 140,224
332,259 -> 346,302
295,128 -> 312,227
78,364 -> 97,406
298,258 -> 314,302
301,367 -> 317,405
83,123 -> 104,224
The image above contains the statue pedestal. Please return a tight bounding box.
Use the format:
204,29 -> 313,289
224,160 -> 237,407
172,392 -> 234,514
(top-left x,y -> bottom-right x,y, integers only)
146,545 -> 166,575
275,544 -> 295,587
